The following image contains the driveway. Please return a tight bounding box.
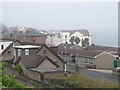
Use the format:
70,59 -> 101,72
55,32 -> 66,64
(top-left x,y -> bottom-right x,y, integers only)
67,65 -> 119,84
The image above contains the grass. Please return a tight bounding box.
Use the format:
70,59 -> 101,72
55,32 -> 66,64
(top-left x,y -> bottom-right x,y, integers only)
48,73 -> 118,88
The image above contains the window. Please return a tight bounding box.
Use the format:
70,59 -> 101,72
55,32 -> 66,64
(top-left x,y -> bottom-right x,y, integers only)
25,49 -> 29,55
33,40 -> 35,42
72,56 -> 76,63
84,58 -> 89,63
89,59 -> 93,64
80,58 -> 83,63
18,49 -> 21,56
14,49 -> 16,56
1,45 -> 4,50
43,50 -> 47,54
53,60 -> 58,63
8,51 -> 11,54
65,35 -> 67,39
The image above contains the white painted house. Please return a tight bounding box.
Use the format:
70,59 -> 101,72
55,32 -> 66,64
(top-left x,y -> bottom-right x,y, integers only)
46,32 -> 62,46
0,40 -> 13,54
46,30 -> 92,46
60,30 -> 91,46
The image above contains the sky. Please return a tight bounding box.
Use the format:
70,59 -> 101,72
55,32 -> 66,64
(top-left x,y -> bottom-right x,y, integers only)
0,2 -> 118,47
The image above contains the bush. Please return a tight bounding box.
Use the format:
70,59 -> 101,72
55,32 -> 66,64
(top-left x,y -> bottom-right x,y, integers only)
15,65 -> 23,74
48,74 -> 118,88
2,75 -> 23,88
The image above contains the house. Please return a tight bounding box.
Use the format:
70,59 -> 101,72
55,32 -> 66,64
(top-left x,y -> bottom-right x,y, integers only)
85,44 -> 119,53
0,40 -> 13,54
46,30 -> 91,47
18,33 -> 47,43
60,30 -> 92,46
58,44 -> 118,69
12,44 -> 65,81
46,32 -> 62,46
0,39 -> 22,62
17,55 -> 63,81
33,44 -> 66,70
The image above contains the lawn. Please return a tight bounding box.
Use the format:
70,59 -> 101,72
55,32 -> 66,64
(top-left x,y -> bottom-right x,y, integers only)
48,73 -> 118,88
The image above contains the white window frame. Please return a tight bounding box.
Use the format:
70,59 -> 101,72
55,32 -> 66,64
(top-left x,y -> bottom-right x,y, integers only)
25,49 -> 29,55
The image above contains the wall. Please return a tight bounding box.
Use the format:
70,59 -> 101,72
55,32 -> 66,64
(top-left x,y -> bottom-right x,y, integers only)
95,52 -> 115,69
5,65 -> 64,88
70,31 -> 91,46
46,34 -> 62,46
19,36 -> 47,43
0,41 -> 12,54
18,59 -> 42,81
60,32 -> 70,44
37,59 -> 56,69
2,41 -> 22,58
61,54 -> 96,68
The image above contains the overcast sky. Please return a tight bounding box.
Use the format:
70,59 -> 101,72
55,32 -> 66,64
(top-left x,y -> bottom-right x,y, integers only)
0,2 -> 118,46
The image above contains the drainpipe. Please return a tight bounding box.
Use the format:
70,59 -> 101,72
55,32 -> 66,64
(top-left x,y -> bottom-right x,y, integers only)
64,45 -> 67,76
12,42 -> 16,67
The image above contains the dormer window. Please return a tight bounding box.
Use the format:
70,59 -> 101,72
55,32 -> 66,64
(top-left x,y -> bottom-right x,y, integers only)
25,49 -> 29,55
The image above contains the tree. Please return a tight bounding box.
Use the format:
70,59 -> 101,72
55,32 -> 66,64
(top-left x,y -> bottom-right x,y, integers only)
69,36 -> 75,44
0,62 -> 24,88
74,37 -> 80,44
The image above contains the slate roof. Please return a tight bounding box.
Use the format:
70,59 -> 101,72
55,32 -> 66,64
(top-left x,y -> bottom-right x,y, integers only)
22,55 -> 59,68
29,68 -> 63,73
21,42 -> 44,46
50,46 -> 58,54
85,44 -> 119,53
61,30 -> 90,36
23,33 -> 47,37
58,43 -> 74,50
58,48 -> 102,58
34,44 -> 66,63
69,44 -> 82,50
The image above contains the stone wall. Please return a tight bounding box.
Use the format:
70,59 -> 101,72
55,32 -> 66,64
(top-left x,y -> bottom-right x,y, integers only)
4,65 -> 64,88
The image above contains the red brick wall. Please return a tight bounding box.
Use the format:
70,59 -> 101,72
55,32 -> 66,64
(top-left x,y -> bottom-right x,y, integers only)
18,36 -> 47,43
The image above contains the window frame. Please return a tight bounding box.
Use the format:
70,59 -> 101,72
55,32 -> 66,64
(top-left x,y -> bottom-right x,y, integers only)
84,58 -> 89,63
1,45 -> 4,50
25,49 -> 29,55
18,49 -> 21,56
